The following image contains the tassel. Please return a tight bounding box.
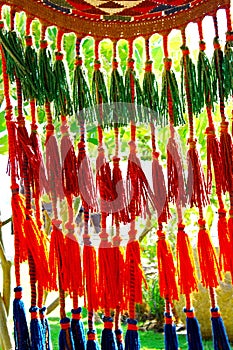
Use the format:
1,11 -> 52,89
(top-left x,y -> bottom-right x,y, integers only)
156,230 -> 178,301
167,134 -> 186,206
223,38 -> 233,101
59,317 -> 75,350
30,306 -> 44,350
124,240 -> 146,307
143,60 -> 159,121
65,225 -> 83,296
211,308 -> 231,350
83,245 -> 99,311
39,40 -> 55,104
53,51 -> 73,117
187,141 -> 209,208
127,140 -> 156,219
77,140 -> 98,212
220,121 -> 233,194
101,316 -> 117,350
110,59 -> 126,125
184,309 -> 203,350
71,308 -> 86,350
87,330 -> 100,350
152,152 -> 170,223
115,329 -> 124,350
60,119 -> 79,198
176,224 -> 198,295
218,210 -> 233,280
228,210 -> 233,242
111,244 -> 125,310
160,58 -> 184,127
73,56 -> 94,123
124,319 -> 140,350
49,220 -> 67,291
39,307 -> 52,350
212,37 -> 224,103
164,314 -> 179,350
197,219 -> 221,288
13,286 -> 31,349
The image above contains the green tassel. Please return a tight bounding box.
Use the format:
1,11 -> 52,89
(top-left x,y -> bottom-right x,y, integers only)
223,40 -> 233,101
39,41 -> 55,104
142,60 -> 160,123
53,52 -> 73,117
24,37 -> 43,104
92,59 -> 109,127
197,41 -> 215,109
160,58 -> 184,127
180,46 -> 201,116
212,37 -> 224,102
110,59 -> 126,126
125,58 -> 144,123
73,57 -> 94,123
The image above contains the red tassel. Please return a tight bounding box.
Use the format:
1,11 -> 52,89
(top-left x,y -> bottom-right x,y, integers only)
228,210 -> 233,242
65,224 -> 84,297
218,210 -> 233,280
206,126 -> 222,195
77,141 -> 98,212
24,212 -> 50,291
127,141 -> 156,218
124,240 -> 147,309
176,224 -> 198,295
83,245 -> 99,311
112,157 -> 129,225
45,127 -> 64,200
167,136 -> 186,206
60,120 -> 79,198
111,243 -> 125,310
220,122 -> 233,194
197,219 -> 221,288
152,153 -> 170,223
49,220 -> 67,291
98,244 -> 117,310
157,230 -> 178,301
187,143 -> 209,208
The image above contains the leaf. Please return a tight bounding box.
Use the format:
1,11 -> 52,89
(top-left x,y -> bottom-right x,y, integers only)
87,137 -> 98,146
206,205 -> 214,230
0,134 -> 8,155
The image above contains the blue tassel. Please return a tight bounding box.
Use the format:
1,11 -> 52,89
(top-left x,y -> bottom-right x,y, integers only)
211,307 -> 231,350
71,307 -> 86,350
164,313 -> 179,350
101,316 -> 117,350
39,307 -> 52,350
184,308 -> 203,350
87,330 -> 100,350
124,319 -> 140,350
59,317 -> 75,350
115,329 -> 124,350
13,286 -> 31,350
29,306 -> 44,350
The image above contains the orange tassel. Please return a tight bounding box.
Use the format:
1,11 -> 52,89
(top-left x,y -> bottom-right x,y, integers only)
157,230 -> 178,301
65,224 -> 84,297
124,240 -> 147,309
49,220 -> 67,291
197,219 -> 221,288
218,210 -> 233,280
83,245 -> 99,311
111,244 -> 125,310
176,224 -> 198,295
98,244 -> 117,310
24,212 -> 50,291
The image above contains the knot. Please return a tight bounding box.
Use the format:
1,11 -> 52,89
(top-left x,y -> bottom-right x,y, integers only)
39,306 -> 46,315
199,40 -> 206,51
25,36 -> 33,46
46,124 -> 54,132
226,31 -> 233,42
198,219 -> 206,229
128,228 -> 137,241
29,306 -> 38,319
214,42 -> 221,50
128,140 -> 136,153
127,58 -> 134,69
113,235 -> 122,246
103,316 -> 113,329
181,45 -> 190,56
152,151 -> 160,159
14,286 -> 22,299
211,307 -> 221,318
71,308 -> 82,319
60,317 -> 71,329
218,208 -> 226,217
127,318 -> 138,330
65,222 -> 75,231
87,330 -> 96,340
97,145 -> 105,155
188,138 -> 196,149
115,329 -> 123,342
5,106 -> 13,121
75,56 -> 83,66
112,59 -> 118,69
205,126 -> 215,136
178,223 -> 185,230
157,229 -> 165,240
11,185 -> 19,194
184,308 -> 194,318
60,124 -> 69,134
78,141 -> 85,152
31,123 -> 38,132
164,314 -> 173,324
55,52 -> 63,60
0,21 -> 4,29
164,58 -> 172,70
40,40 -> 48,49
145,60 -> 152,72
52,219 -> 62,228
94,60 -> 101,70
113,156 -> 120,165
220,121 -> 229,133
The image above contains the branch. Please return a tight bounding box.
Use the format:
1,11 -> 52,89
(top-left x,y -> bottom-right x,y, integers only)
138,226 -> 153,242
0,295 -> 13,350
0,217 -> 12,227
0,240 -> 12,316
